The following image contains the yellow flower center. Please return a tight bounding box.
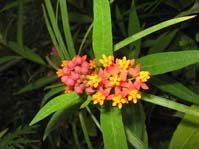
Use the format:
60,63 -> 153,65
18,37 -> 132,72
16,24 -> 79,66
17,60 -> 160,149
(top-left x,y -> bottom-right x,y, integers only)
137,71 -> 150,82
89,59 -> 96,69
99,54 -> 113,67
92,92 -> 106,105
118,56 -> 130,70
128,90 -> 141,103
109,74 -> 121,86
87,74 -> 102,88
112,95 -> 127,109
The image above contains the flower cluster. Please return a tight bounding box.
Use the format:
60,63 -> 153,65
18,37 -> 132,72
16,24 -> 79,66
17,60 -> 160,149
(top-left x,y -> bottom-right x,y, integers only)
57,54 -> 150,109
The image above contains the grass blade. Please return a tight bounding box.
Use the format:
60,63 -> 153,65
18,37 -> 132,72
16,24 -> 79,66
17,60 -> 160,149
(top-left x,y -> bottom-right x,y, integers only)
137,50 -> 199,76
142,94 -> 199,117
150,75 -> 199,104
44,0 -> 70,59
30,92 -> 81,125
59,0 -> 75,57
128,0 -> 141,58
79,111 -> 93,149
114,15 -> 196,51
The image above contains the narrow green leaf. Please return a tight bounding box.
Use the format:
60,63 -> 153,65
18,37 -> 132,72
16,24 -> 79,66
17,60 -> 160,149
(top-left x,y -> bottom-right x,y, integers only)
142,94 -> 199,117
44,0 -> 70,59
69,12 -> 92,23
122,103 -> 148,148
0,56 -> 21,64
115,5 -> 126,37
44,82 -> 64,90
60,0 -> 75,57
169,105 -> 199,149
128,0 -> 141,58
93,0 -> 113,61
80,96 -> 92,109
148,30 -> 178,54
125,127 -> 147,149
100,107 -> 128,149
8,41 -> 46,65
86,107 -> 101,132
176,1 -> 199,17
114,15 -> 196,51
30,92 -> 81,125
42,86 -> 65,106
122,103 -> 145,140
79,111 -> 93,149
0,0 -> 31,12
137,50 -> 199,76
78,22 -> 93,54
46,55 -> 59,70
43,103 -> 80,140
16,75 -> 57,94
42,5 -> 64,60
150,75 -> 199,104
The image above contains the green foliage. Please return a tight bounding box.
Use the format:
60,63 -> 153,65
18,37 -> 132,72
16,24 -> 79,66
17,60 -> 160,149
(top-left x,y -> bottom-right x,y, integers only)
169,106 -> 199,149
114,15 -> 195,51
142,94 -> 199,117
30,92 -> 81,125
0,126 -> 36,149
100,107 -> 128,149
93,0 -> 113,60
137,50 -> 199,75
1,0 -> 199,148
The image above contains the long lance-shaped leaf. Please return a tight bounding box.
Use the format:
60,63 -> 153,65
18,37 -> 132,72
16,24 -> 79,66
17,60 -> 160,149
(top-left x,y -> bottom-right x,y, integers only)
114,15 -> 196,51
169,105 -> 199,149
60,0 -> 75,57
142,94 -> 199,117
136,50 -> 199,76
43,103 -> 80,140
125,127 -> 147,149
16,75 -> 57,95
42,5 -> 64,60
128,0 -> 141,58
79,111 -> 93,149
100,107 -> 128,149
122,103 -> 148,148
44,0 -> 70,59
30,92 -> 81,125
93,0 -> 113,61
150,75 -> 199,104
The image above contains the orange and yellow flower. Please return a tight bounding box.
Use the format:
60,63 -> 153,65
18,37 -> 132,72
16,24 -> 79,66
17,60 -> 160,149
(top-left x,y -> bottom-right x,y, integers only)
56,54 -> 150,109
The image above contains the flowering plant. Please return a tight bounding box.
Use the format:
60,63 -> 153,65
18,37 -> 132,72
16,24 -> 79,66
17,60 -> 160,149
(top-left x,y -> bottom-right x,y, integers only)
28,0 -> 199,148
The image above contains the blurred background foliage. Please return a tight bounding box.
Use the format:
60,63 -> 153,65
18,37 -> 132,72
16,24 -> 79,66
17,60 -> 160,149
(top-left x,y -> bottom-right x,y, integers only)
0,0 -> 199,148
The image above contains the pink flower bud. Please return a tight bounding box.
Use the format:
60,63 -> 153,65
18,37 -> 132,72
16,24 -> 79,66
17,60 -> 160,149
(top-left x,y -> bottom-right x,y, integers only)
61,76 -> 68,83
66,78 -> 75,87
86,87 -> 94,94
71,73 -> 80,80
63,67 -> 70,75
74,66 -> 81,73
67,61 -> 75,68
74,86 -> 83,94
81,67 -> 88,74
81,61 -> 89,68
74,56 -> 82,65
